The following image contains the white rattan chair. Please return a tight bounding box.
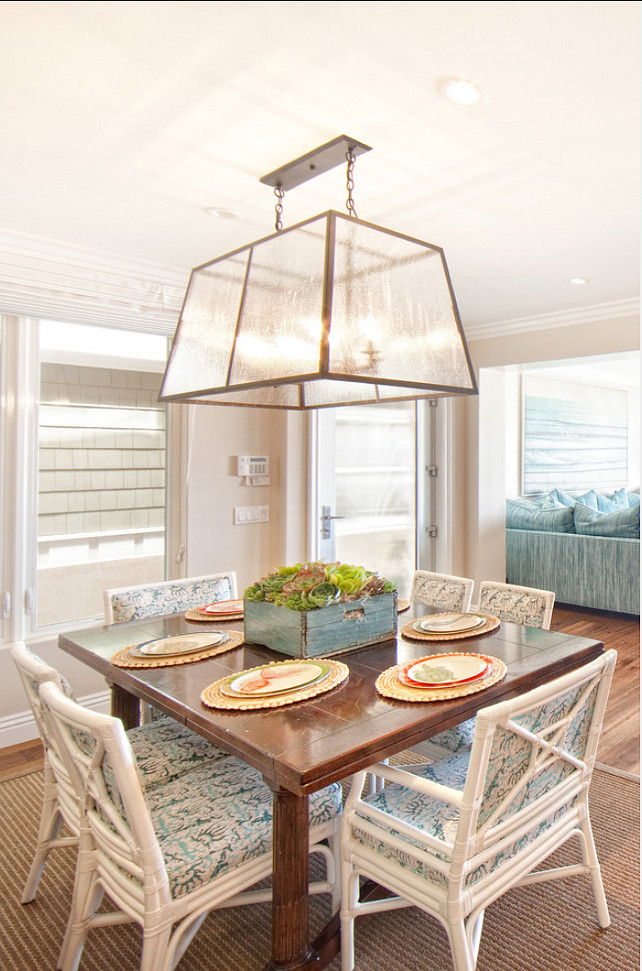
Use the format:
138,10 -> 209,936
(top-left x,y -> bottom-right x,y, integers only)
39,680 -> 341,971
410,571 -> 475,612
477,580 -> 555,630
11,642 -> 229,905
104,571 -> 238,624
104,572 -> 238,722
340,650 -> 616,971
423,581 -> 557,759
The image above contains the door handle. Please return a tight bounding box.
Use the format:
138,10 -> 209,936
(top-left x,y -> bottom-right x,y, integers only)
321,506 -> 345,540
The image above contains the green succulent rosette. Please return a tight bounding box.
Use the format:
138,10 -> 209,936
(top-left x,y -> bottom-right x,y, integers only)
244,561 -> 395,611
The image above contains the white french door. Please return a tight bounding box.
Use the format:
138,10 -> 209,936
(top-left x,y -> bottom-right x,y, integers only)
313,400 -> 436,598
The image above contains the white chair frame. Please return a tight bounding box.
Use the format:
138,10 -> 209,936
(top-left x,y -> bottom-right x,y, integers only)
11,641 -> 229,908
39,681 -> 340,971
11,642 -> 81,904
340,650 -> 616,971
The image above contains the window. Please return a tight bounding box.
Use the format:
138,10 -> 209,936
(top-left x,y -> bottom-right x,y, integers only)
2,317 -> 170,637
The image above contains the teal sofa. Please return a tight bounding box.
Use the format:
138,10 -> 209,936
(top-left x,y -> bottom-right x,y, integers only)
506,489 -> 640,615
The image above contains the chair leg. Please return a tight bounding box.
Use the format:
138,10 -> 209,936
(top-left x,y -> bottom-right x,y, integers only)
339,868 -> 359,971
22,767 -> 65,902
140,927 -> 172,971
448,919 -> 477,971
468,910 -> 485,964
59,838 -> 104,971
579,816 -> 610,928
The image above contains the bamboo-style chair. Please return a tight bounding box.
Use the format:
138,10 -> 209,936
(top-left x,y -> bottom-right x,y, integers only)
11,642 -> 228,904
476,580 -> 555,630
410,570 -> 475,612
424,581 -> 557,759
104,571 -> 238,624
340,650 -> 616,971
40,680 -> 341,971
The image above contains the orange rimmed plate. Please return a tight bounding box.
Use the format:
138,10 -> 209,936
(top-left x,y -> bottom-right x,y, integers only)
400,653 -> 492,689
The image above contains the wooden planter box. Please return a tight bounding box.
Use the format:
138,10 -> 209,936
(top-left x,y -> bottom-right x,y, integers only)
243,592 -> 398,658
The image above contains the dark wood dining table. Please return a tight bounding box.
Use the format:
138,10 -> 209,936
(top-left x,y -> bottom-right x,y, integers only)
58,605 -> 604,970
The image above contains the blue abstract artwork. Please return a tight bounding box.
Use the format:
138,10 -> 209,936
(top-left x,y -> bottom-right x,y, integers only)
523,376 -> 628,495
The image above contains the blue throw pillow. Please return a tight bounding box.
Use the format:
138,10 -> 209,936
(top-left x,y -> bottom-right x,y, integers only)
573,502 -> 640,538
506,500 -> 575,533
541,488 -> 576,508
610,488 -> 641,509
575,490 -> 600,510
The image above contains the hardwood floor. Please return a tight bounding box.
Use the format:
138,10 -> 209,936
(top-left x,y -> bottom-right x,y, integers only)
551,603 -> 640,775
0,605 -> 638,779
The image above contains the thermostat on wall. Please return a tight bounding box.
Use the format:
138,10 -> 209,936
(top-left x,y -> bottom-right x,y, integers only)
237,455 -> 270,477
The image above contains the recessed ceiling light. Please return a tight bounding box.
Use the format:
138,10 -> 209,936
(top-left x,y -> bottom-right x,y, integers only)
437,77 -> 486,107
202,206 -> 244,221
569,277 -> 589,285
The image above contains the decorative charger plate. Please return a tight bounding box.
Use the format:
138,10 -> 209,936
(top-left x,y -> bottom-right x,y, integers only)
401,613 -> 499,642
185,600 -> 244,623
112,629 -> 244,668
201,658 -> 349,710
401,652 -> 491,688
415,612 -> 486,634
137,632 -> 229,657
220,660 -> 331,698
397,598 -> 411,613
376,655 -> 507,702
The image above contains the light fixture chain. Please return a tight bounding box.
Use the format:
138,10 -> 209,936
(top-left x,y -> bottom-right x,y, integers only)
274,185 -> 285,231
345,151 -> 358,218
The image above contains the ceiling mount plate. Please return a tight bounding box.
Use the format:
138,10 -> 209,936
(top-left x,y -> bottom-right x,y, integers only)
259,135 -> 372,191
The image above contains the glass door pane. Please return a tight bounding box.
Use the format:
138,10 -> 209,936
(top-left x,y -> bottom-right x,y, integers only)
315,402 -> 418,596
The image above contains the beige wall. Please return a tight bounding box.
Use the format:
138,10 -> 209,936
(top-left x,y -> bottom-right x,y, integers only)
185,405 -> 308,593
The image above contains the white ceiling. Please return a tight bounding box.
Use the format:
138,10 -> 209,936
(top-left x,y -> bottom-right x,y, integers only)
1,1 -> 639,330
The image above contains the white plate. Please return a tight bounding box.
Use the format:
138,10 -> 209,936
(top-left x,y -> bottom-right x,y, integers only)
404,653 -> 491,687
200,599 -> 244,615
416,613 -> 486,634
137,632 -> 229,657
225,661 -> 327,697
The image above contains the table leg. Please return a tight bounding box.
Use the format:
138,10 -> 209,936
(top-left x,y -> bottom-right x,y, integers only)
265,787 -> 318,970
109,682 -> 140,729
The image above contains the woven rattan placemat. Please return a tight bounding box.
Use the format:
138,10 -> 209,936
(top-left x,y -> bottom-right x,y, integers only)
201,657 -> 349,710
111,630 -> 244,668
401,613 -> 499,642
185,608 -> 244,623
376,654 -> 507,702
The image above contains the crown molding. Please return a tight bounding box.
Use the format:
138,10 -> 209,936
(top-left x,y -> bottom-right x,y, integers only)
0,229 -> 187,334
0,229 -> 639,340
466,298 -> 640,342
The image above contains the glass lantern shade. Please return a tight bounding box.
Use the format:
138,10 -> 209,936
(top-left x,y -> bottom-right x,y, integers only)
159,210 -> 478,409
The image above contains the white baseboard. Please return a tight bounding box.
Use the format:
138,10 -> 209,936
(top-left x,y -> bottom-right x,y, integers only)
0,690 -> 111,749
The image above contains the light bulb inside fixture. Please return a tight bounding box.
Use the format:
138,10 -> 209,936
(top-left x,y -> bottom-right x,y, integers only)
438,77 -> 485,107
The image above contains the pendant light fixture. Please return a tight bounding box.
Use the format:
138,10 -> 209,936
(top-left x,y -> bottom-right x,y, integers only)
160,136 -> 477,409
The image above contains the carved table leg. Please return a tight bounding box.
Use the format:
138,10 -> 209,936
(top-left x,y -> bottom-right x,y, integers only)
109,683 -> 140,729
265,787 -> 318,970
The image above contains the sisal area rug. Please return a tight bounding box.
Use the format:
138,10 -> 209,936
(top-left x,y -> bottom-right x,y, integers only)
0,768 -> 638,970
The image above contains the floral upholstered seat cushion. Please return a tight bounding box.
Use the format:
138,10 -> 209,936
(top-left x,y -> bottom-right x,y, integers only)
109,575 -> 234,623
428,717 -> 476,753
141,759 -> 342,898
127,716 -> 231,786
